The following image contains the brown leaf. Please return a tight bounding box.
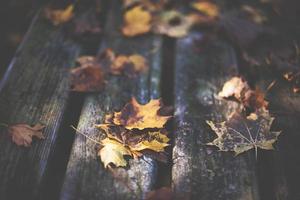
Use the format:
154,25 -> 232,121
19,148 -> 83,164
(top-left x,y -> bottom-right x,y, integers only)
44,4 -> 74,26
113,97 -> 171,130
146,187 -> 173,200
8,123 -> 45,147
111,54 -> 148,77
219,77 -> 268,110
122,6 -> 152,37
207,109 -> 281,156
70,56 -> 105,92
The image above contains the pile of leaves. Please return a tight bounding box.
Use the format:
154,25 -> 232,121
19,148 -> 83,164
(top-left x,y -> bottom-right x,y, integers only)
207,77 -> 281,156
70,49 -> 148,92
96,97 -> 172,168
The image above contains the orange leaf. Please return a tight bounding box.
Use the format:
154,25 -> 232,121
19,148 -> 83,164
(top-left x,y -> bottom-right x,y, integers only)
113,97 -> 171,130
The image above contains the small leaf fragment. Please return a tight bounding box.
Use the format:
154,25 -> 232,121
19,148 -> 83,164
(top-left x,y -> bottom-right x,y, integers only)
191,1 -> 219,18
8,123 -> 45,147
44,4 -> 74,26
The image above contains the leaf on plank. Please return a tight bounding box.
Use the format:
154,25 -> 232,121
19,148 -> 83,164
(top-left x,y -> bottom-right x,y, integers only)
218,76 -> 268,110
95,98 -> 172,168
98,138 -> 132,168
44,4 -> 74,26
122,6 -> 152,37
70,56 -> 105,92
113,97 -> 172,130
8,123 -> 45,147
111,54 -> 148,77
207,109 -> 281,156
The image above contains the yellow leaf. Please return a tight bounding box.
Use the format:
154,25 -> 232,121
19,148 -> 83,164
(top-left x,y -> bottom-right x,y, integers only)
191,2 -> 219,18
130,139 -> 169,152
122,6 -> 152,37
45,4 -> 74,26
113,97 -> 171,130
98,138 -> 132,168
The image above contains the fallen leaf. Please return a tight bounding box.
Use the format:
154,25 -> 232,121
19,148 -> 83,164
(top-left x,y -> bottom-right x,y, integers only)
98,138 -> 132,168
146,187 -> 173,200
8,123 -> 45,147
45,4 -> 74,26
219,77 -> 268,110
207,109 -> 281,156
122,6 -> 152,37
242,5 -> 267,24
153,11 -> 201,38
70,56 -> 105,92
113,97 -> 171,130
112,54 -> 148,76
191,1 -> 219,18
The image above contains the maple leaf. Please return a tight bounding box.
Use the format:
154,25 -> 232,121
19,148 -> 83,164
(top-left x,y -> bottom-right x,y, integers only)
113,97 -> 171,130
152,11 -> 201,38
112,54 -> 148,77
146,187 -> 173,200
70,56 -> 105,92
207,109 -> 281,157
122,6 -> 152,37
8,123 -> 45,147
44,4 -> 74,26
98,138 -> 132,168
191,1 -> 219,18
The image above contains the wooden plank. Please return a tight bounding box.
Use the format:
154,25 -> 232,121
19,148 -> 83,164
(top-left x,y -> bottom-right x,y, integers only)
0,4 -> 101,200
60,1 -> 163,199
171,33 -> 260,199
244,39 -> 300,200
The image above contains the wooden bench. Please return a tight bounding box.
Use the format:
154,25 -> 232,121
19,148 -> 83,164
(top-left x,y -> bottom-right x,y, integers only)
0,0 -> 300,199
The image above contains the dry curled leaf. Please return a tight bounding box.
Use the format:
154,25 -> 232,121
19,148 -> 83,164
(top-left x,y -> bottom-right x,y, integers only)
8,123 -> 45,147
44,4 -> 74,26
122,6 -> 152,37
191,1 -> 219,18
113,97 -> 171,130
153,10 -> 201,38
207,109 -> 281,156
218,76 -> 268,110
70,56 -> 105,92
98,138 -> 132,168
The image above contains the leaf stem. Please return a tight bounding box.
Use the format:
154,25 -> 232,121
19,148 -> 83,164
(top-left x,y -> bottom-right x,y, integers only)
71,125 -> 102,145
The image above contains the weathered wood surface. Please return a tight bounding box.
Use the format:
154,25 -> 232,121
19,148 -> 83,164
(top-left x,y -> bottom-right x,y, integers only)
60,1 -> 163,199
172,33 -> 260,200
0,3 -> 100,200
